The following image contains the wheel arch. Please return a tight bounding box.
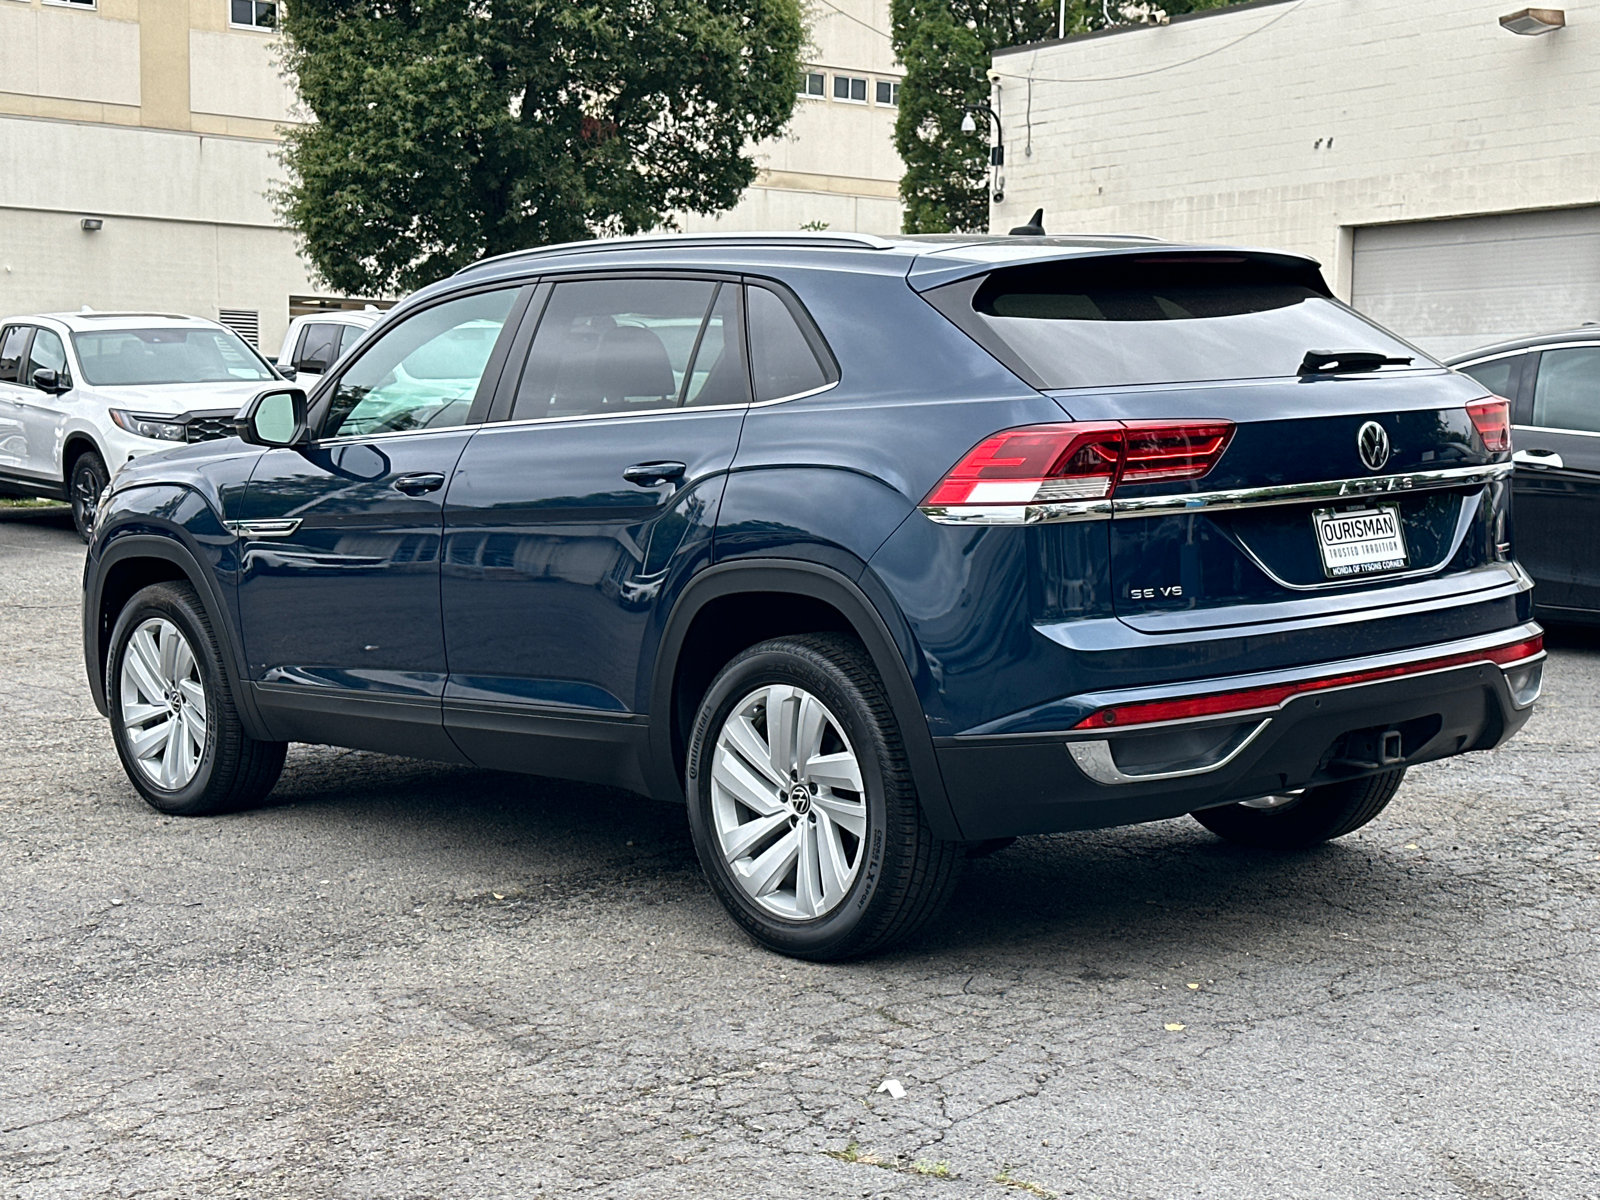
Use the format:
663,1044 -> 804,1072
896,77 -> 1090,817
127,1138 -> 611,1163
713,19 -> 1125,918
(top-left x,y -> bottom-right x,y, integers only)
85,534 -> 270,740
647,560 -> 962,839
62,430 -> 104,476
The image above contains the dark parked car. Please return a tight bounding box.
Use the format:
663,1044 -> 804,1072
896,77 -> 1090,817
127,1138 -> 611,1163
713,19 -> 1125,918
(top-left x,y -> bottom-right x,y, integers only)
83,233 -> 1543,959
1448,328 -> 1600,624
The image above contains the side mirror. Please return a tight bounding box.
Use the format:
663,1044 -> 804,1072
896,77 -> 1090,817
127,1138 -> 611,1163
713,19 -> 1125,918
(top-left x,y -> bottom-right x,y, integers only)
276,365 -> 298,382
293,357 -> 328,375
236,387 -> 309,448
31,369 -> 66,394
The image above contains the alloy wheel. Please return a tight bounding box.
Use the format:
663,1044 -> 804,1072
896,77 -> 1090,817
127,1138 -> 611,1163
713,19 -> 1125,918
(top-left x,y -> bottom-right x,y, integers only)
710,684 -> 868,920
119,617 -> 208,790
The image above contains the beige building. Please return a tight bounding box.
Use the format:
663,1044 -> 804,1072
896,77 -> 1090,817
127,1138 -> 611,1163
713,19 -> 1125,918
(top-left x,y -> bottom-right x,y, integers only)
0,0 -> 908,347
0,0 -> 320,351
989,0 -> 1600,357
679,0 -> 906,235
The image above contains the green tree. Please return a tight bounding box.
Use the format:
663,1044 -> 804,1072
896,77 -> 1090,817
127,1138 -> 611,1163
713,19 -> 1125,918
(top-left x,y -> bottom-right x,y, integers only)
276,0 -> 805,295
892,1 -> 1240,233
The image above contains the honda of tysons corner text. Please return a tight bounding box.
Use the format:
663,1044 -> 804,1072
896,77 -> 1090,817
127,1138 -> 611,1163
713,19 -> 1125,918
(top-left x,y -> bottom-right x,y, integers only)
81,233 -> 1543,959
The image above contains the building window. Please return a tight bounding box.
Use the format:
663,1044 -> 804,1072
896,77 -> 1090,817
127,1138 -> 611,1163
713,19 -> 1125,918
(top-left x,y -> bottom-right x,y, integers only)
43,0 -> 98,9
833,76 -> 867,103
876,80 -> 900,107
230,0 -> 276,30
799,72 -> 825,99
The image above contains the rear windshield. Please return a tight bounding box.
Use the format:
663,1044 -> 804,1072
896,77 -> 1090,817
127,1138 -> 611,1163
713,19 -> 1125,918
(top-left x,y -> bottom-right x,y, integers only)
73,327 -> 276,387
943,258 -> 1429,389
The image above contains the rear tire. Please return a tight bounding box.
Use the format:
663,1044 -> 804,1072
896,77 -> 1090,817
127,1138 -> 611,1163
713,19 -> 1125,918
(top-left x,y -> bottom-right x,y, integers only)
107,582 -> 286,815
685,633 -> 963,961
70,449 -> 109,542
1191,768 -> 1406,850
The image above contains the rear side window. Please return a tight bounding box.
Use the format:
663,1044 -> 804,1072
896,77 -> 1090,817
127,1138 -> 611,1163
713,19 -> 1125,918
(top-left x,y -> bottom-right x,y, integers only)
293,322 -> 342,372
747,285 -> 834,402
0,326 -> 29,383
513,278 -> 749,420
1457,355 -> 1518,399
938,257 -> 1427,389
1532,346 -> 1600,433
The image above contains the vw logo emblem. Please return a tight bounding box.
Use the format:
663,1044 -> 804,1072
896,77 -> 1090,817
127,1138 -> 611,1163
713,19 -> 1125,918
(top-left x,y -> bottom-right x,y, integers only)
1357,421 -> 1391,472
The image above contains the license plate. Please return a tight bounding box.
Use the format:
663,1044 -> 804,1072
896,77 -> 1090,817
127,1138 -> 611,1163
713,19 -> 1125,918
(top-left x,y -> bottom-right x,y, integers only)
1313,505 -> 1409,578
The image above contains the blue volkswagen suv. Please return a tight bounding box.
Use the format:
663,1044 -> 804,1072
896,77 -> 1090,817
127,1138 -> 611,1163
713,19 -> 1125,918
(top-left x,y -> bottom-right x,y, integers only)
82,233 -> 1543,959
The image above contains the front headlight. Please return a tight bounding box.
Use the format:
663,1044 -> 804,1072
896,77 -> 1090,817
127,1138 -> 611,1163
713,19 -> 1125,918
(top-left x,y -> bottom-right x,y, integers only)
108,410 -> 187,442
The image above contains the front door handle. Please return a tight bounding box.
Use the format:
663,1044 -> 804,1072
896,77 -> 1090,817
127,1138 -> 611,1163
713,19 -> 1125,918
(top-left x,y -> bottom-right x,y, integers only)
1513,449 -> 1564,470
393,472 -> 446,495
622,461 -> 686,487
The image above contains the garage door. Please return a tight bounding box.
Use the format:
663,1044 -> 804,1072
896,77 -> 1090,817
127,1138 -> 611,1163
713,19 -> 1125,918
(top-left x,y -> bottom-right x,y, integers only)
1351,207 -> 1600,360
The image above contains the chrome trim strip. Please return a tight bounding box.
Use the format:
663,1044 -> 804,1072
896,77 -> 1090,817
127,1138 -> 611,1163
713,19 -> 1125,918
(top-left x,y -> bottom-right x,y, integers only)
1111,462 -> 1513,518
225,519 -> 302,538
1514,424 -> 1600,440
1068,719 -> 1271,786
919,499 -> 1112,526
918,463 -> 1512,526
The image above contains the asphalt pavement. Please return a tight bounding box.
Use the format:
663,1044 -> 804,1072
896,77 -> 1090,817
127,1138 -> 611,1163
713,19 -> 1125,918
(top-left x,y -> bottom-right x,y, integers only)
2,502 -> 1597,1200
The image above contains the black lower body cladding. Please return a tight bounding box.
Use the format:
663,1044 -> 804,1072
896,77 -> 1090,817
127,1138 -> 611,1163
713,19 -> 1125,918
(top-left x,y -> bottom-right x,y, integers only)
933,643 -> 1537,841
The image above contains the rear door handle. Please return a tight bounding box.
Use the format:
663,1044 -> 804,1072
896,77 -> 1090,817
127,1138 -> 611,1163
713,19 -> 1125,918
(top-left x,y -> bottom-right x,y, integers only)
1513,449 -> 1564,470
622,461 -> 686,487
393,472 -> 446,495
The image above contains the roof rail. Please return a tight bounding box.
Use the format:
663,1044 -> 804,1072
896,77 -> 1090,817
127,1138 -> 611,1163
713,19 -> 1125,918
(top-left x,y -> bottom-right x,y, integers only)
70,311 -> 200,321
457,230 -> 901,276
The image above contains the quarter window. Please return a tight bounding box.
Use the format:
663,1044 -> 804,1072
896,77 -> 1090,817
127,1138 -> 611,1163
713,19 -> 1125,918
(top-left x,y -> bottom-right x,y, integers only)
0,326 -> 28,383
833,75 -> 867,103
230,0 -> 275,29
1457,355 -> 1518,400
1532,346 -> 1600,434
512,278 -> 748,420
323,289 -> 517,438
25,329 -> 69,390
747,286 -> 833,402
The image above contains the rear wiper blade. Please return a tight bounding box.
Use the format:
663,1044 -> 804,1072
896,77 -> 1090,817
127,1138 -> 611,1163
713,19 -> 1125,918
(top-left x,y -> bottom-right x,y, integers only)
1299,350 -> 1414,376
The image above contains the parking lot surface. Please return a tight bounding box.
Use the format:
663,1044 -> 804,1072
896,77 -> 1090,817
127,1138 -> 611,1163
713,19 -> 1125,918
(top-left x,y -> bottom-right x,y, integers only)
3,503 -> 1597,1200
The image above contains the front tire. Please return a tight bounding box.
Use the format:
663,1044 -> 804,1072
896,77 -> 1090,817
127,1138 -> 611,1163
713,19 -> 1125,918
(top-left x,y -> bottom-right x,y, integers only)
1191,769 -> 1406,850
70,449 -> 109,542
107,582 -> 286,815
686,634 -> 963,961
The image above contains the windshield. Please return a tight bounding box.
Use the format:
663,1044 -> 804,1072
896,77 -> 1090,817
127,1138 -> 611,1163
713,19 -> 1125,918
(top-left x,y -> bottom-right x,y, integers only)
72,327 -> 276,387
940,258 -> 1432,389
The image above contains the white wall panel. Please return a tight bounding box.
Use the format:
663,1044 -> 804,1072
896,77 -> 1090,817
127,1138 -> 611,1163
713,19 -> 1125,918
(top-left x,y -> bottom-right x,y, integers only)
189,29 -> 297,123
1353,208 -> 1600,358
0,6 -> 140,107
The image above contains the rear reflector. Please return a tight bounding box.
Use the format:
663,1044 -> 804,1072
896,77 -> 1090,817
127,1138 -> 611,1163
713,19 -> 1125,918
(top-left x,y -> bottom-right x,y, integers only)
1073,635 -> 1544,730
923,420 -> 1234,507
1466,397 -> 1512,452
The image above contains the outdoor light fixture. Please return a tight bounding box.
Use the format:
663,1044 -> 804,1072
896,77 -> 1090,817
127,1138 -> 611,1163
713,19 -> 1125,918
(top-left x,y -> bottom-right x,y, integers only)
960,111 -> 977,134
80,217 -> 103,232
1499,8 -> 1565,34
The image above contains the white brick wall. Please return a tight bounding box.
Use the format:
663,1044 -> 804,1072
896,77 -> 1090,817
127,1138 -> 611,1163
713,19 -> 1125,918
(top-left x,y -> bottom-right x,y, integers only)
990,0 -> 1600,298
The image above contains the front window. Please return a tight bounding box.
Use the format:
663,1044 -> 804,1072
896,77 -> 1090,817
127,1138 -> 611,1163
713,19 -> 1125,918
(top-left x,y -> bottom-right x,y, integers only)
72,327 -> 277,387
1532,346 -> 1600,433
323,289 -> 517,438
25,329 -> 70,390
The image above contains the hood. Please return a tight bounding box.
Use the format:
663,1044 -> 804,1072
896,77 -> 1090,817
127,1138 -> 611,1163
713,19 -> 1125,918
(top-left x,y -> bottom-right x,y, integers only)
87,379 -> 276,415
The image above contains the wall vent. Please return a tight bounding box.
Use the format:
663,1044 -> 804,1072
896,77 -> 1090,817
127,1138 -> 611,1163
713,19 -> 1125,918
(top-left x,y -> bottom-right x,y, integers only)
218,308 -> 261,346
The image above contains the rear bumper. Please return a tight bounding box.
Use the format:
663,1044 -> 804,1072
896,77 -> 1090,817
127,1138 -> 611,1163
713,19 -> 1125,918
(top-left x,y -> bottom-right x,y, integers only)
934,625 -> 1543,839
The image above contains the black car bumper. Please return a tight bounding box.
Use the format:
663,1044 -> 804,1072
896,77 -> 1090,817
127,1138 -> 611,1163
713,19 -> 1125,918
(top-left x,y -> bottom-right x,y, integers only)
934,625 -> 1544,840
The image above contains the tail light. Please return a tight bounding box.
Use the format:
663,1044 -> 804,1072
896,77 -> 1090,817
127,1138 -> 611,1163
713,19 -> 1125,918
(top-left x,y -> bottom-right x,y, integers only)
922,420 -> 1234,512
1466,397 -> 1512,452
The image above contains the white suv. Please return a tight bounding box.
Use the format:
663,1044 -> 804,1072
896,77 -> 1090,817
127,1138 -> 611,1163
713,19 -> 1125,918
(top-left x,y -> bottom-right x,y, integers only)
275,309 -> 382,382
0,311 -> 282,539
